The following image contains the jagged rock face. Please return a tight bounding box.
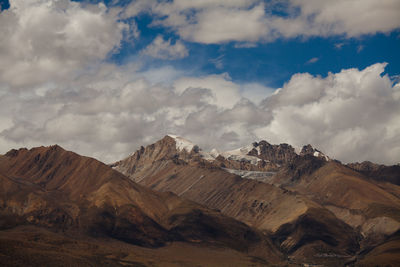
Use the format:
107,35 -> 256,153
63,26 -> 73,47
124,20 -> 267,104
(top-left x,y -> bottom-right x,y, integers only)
273,155 -> 327,184
299,144 -> 331,161
300,144 -> 315,156
212,154 -> 280,171
110,135 -> 213,175
347,161 -> 400,185
250,141 -> 298,165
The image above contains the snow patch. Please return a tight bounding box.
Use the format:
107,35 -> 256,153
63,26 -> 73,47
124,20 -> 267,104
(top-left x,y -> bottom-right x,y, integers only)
256,146 -> 261,155
200,148 -> 220,161
167,134 -> 195,152
221,145 -> 261,165
313,150 -> 330,161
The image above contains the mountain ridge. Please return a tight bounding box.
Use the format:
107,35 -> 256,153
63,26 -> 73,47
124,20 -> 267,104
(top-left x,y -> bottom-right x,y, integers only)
0,144 -> 282,265
111,134 -> 400,266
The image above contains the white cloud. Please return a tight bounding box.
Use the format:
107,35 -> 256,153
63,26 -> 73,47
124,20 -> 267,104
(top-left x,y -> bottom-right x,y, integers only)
128,0 -> 400,44
176,4 -> 270,44
0,0 -> 129,88
1,62 -> 398,165
269,0 -> 400,39
290,0 -> 400,37
142,35 -> 188,60
240,83 -> 275,105
256,63 -> 400,164
173,74 -> 242,109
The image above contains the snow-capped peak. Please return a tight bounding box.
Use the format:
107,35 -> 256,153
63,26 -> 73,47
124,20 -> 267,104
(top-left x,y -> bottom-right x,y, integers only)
167,134 -> 195,152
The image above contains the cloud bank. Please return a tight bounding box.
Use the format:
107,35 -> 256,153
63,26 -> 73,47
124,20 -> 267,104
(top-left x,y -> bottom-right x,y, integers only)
0,0 -> 399,165
1,60 -> 399,164
0,0 -> 130,88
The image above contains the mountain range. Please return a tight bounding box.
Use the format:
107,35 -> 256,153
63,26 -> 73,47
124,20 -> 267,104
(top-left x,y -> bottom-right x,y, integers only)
1,135 -> 399,266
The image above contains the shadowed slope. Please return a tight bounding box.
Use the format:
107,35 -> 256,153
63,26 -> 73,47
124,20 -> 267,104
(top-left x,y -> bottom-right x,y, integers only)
0,145 -> 282,264
113,136 -> 361,265
0,225 -> 275,267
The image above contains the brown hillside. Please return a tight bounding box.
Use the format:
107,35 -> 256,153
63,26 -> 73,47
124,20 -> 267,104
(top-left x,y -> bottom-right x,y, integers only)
0,145 -> 282,264
113,136 -> 361,265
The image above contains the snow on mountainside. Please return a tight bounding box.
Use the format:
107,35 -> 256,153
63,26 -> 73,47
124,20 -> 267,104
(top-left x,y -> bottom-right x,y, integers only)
220,145 -> 262,165
167,134 -> 331,166
167,135 -> 262,164
167,134 -> 195,152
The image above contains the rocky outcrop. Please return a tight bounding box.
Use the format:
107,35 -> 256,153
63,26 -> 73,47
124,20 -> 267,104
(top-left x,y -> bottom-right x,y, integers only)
250,141 -> 298,164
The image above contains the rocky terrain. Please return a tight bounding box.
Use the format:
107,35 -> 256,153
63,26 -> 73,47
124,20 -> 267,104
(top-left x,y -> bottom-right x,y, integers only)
112,135 -> 400,266
0,145 -> 281,266
0,135 -> 399,266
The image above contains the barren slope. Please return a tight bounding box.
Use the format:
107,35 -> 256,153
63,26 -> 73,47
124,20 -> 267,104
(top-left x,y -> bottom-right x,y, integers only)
0,145 -> 282,264
113,136 -> 361,264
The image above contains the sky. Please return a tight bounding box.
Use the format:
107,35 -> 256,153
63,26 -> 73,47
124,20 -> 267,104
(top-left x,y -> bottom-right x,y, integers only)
0,0 -> 399,165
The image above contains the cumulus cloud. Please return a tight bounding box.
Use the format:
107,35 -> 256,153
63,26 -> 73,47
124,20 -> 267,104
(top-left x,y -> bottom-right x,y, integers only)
1,60 -> 399,164
173,74 -> 242,109
174,4 -> 270,43
257,63 -> 400,164
0,64 -> 257,162
0,0 -> 129,88
289,0 -> 400,37
127,0 -> 400,44
142,35 -> 188,60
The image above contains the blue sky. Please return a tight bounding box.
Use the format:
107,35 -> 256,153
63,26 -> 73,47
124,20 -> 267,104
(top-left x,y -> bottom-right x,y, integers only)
0,0 -> 399,164
69,0 -> 400,89
109,13 -> 400,88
